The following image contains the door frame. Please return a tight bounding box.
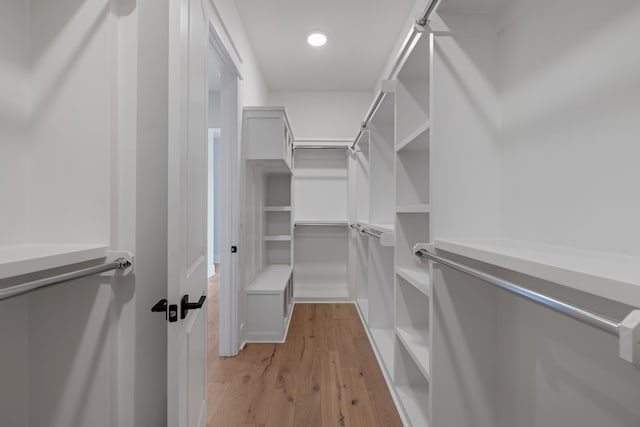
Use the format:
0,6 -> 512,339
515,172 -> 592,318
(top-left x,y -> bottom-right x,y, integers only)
207,18 -> 241,357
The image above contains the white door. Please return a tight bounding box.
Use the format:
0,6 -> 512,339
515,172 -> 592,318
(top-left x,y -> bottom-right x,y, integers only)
167,0 -> 208,426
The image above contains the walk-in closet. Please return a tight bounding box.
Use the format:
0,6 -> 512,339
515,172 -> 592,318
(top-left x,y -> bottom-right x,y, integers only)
1,0 -> 639,426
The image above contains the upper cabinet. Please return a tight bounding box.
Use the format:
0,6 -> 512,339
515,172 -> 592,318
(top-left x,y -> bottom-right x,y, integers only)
243,107 -> 294,171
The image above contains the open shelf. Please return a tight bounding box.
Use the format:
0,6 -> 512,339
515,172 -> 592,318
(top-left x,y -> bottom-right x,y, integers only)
396,213 -> 429,271
264,235 -> 291,242
435,238 -> 640,307
396,33 -> 430,147
396,266 -> 431,296
264,206 -> 291,212
370,93 -> 395,228
396,273 -> 430,381
396,120 -> 430,153
0,244 -> 109,280
246,265 -> 293,294
396,143 -> 429,207
396,327 -> 431,381
396,384 -> 430,427
394,336 -> 430,427
396,204 -> 430,214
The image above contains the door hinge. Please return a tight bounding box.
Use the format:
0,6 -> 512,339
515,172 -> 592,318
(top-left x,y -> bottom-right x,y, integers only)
231,245 -> 237,253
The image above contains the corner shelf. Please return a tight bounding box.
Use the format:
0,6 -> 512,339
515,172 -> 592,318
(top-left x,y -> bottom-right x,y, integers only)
0,244 -> 109,280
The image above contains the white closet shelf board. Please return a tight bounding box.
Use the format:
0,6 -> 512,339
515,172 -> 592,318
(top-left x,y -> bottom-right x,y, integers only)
357,298 -> 369,324
368,223 -> 395,234
0,244 -> 109,279
264,206 -> 292,212
370,328 -> 395,370
264,235 -> 292,242
396,120 -> 430,153
396,385 -> 430,427
435,238 -> 640,307
396,326 -> 431,381
396,266 -> 431,296
294,288 -> 350,300
246,265 -> 292,294
294,220 -> 349,226
396,204 -> 431,213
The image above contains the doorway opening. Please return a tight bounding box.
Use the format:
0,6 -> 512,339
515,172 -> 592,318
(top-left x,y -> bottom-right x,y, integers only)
207,44 -> 223,359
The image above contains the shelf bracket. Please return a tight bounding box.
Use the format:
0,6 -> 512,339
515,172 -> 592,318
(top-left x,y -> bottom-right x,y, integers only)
620,310 -> 640,369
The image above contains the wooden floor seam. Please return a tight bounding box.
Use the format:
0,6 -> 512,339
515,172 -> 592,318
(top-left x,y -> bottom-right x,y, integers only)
207,268 -> 402,427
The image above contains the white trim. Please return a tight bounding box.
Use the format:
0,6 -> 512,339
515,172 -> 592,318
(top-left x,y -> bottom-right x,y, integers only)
207,19 -> 240,357
207,1 -> 243,78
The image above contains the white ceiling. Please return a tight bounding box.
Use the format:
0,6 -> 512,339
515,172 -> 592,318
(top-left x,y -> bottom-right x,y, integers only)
235,0 -> 416,91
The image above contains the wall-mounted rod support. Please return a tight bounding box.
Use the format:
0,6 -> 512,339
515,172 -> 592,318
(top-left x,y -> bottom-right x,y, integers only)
0,257 -> 132,301
416,0 -> 441,27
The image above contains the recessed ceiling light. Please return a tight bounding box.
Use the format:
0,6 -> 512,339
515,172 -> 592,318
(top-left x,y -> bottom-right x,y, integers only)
307,32 -> 327,47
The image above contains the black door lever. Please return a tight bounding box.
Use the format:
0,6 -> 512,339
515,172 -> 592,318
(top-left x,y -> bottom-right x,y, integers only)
181,294 -> 207,319
151,299 -> 179,322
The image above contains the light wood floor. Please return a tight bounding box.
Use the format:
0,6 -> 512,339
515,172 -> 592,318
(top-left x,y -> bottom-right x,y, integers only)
207,267 -> 402,427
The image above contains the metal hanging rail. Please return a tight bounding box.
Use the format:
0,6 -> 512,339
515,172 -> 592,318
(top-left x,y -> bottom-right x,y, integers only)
362,228 -> 384,240
0,257 -> 132,302
294,145 -> 349,150
415,249 -> 621,335
351,0 -> 440,150
295,222 -> 349,227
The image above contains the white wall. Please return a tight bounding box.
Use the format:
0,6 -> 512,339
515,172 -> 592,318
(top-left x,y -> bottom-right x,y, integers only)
0,0 -> 28,246
268,91 -> 371,140
0,2 -> 29,422
499,0 -> 640,256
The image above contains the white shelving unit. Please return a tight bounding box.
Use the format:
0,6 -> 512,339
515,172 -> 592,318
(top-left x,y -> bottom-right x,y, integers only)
242,107 -> 295,343
293,145 -> 350,300
349,28 -> 433,427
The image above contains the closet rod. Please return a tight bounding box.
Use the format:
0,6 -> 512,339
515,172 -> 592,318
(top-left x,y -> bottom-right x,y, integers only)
351,0 -> 440,150
294,146 -> 348,150
0,257 -> 132,301
295,222 -> 348,226
415,249 -> 621,335
362,228 -> 384,240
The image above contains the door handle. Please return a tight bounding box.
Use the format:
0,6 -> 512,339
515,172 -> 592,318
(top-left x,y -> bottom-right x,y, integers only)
181,294 -> 207,319
151,299 -> 179,322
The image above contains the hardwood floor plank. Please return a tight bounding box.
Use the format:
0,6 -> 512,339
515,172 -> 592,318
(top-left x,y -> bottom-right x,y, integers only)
207,274 -> 403,427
